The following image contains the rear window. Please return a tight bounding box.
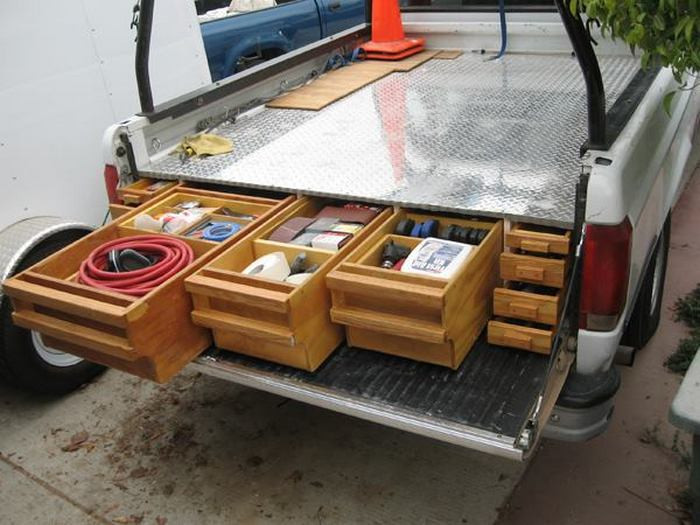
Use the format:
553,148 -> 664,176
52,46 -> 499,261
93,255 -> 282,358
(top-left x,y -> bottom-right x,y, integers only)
401,0 -> 555,10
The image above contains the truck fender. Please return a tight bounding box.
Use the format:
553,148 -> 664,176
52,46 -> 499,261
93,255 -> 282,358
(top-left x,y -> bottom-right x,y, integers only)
222,35 -> 290,78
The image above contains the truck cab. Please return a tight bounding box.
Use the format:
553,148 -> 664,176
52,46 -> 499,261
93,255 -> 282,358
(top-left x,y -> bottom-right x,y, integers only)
199,0 -> 366,79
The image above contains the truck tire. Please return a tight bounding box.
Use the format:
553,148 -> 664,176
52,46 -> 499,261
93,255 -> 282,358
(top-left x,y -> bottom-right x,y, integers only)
0,230 -> 106,394
621,214 -> 671,350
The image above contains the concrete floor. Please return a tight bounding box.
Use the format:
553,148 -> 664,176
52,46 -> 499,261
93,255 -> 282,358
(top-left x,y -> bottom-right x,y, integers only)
1,170 -> 697,525
0,366 -> 523,524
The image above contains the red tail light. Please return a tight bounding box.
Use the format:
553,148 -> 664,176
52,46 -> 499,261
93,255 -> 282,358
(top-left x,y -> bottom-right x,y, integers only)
103,164 -> 121,205
579,218 -> 633,331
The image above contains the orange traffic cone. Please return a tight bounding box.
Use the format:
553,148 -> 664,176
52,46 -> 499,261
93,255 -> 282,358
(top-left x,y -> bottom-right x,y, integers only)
360,0 -> 425,60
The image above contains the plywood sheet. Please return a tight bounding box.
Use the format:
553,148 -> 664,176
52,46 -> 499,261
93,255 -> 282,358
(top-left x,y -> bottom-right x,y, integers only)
434,50 -> 463,60
266,50 -> 439,111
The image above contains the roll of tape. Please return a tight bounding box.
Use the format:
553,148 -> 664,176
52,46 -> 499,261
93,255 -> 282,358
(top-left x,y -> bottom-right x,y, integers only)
285,273 -> 313,285
242,252 -> 290,281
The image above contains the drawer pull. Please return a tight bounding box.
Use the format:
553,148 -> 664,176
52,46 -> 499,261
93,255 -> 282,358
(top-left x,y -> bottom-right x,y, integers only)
508,301 -> 539,320
502,330 -> 532,350
521,239 -> 550,253
515,264 -> 544,282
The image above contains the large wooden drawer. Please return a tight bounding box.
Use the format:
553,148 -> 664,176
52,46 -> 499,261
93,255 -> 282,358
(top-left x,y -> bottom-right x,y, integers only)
3,187 -> 294,382
487,320 -> 553,355
185,197 -> 393,371
506,223 -> 571,255
500,252 -> 568,288
327,211 -> 503,369
493,285 -> 562,326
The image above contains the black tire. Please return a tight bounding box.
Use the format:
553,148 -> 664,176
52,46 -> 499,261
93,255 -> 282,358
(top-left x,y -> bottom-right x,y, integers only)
621,214 -> 671,350
0,230 -> 106,395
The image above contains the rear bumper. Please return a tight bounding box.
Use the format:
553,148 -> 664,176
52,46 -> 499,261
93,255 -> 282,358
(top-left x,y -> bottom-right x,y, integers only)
543,367 -> 621,442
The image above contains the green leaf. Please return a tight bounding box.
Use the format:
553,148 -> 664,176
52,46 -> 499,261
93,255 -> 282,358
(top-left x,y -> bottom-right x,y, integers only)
663,90 -> 676,115
685,17 -> 694,43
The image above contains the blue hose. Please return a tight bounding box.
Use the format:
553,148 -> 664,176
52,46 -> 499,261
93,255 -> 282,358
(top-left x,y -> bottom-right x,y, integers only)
494,0 -> 508,59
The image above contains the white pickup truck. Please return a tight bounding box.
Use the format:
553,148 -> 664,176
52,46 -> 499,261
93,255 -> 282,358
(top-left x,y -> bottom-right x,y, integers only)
1,0 -> 698,461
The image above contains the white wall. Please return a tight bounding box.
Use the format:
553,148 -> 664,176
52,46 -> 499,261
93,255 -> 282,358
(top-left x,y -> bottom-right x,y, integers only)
0,0 -> 211,230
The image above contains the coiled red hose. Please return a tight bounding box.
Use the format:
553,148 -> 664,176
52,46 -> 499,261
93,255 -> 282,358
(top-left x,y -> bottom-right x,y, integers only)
79,235 -> 194,297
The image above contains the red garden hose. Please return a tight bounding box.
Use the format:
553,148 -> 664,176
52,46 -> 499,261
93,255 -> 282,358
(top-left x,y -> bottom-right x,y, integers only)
79,235 -> 194,297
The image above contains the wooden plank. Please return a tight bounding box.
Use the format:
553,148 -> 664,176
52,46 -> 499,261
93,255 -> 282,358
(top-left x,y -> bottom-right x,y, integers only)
384,49 -> 439,71
331,306 -> 447,343
433,50 -> 463,60
266,50 -> 439,111
326,270 -> 444,309
266,62 -> 392,110
186,275 -> 290,313
12,310 -> 135,359
4,279 -> 129,327
192,310 -> 295,346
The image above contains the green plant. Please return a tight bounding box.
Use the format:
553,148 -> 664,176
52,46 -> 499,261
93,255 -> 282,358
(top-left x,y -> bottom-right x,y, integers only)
665,283 -> 700,375
570,0 -> 699,110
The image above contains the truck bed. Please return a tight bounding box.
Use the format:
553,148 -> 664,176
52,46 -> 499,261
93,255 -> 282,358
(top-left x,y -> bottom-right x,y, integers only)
192,335 -> 550,460
145,53 -> 640,227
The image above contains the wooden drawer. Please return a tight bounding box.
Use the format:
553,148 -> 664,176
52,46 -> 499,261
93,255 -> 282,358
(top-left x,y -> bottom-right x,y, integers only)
185,198 -> 393,371
493,285 -> 562,326
506,223 -> 571,255
117,178 -> 180,205
327,211 -> 502,369
3,187 -> 294,382
487,320 -> 553,354
500,252 -> 567,288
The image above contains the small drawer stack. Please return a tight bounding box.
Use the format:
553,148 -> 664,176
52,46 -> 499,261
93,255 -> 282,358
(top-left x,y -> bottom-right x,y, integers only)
3,187 -> 294,382
487,223 -> 571,354
185,197 -> 392,371
327,211 -> 503,369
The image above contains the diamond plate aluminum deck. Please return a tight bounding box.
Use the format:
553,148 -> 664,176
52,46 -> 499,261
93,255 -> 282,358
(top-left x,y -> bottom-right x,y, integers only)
146,54 -> 641,226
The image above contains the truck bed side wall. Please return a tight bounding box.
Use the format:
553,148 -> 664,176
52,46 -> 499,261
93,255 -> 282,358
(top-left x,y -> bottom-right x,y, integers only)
578,71 -> 700,374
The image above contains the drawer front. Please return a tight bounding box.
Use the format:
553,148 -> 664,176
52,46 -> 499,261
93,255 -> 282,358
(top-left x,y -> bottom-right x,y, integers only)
506,224 -> 570,255
500,253 -> 567,288
493,287 -> 560,326
487,320 -> 552,354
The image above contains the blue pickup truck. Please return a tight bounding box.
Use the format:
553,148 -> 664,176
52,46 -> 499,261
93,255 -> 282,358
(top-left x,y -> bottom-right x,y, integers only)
199,0 -> 366,80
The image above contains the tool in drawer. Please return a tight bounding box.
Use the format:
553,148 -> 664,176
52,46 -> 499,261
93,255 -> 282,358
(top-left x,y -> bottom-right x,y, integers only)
394,219 -> 488,245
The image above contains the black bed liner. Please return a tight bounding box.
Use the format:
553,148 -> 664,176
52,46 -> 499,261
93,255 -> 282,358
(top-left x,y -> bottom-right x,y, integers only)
194,333 -> 549,455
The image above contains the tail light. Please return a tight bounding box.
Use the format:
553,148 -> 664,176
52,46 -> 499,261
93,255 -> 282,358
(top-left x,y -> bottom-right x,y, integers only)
104,164 -> 121,204
579,218 -> 633,331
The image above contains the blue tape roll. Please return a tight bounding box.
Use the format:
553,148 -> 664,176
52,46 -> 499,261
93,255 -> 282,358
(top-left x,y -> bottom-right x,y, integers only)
202,222 -> 241,242
410,223 -> 422,237
420,219 -> 439,238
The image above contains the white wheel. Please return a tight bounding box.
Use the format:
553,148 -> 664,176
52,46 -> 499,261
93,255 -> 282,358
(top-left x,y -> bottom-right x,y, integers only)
31,331 -> 83,368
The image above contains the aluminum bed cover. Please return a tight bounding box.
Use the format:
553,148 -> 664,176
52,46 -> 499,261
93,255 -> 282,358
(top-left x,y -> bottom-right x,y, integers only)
145,53 -> 640,227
